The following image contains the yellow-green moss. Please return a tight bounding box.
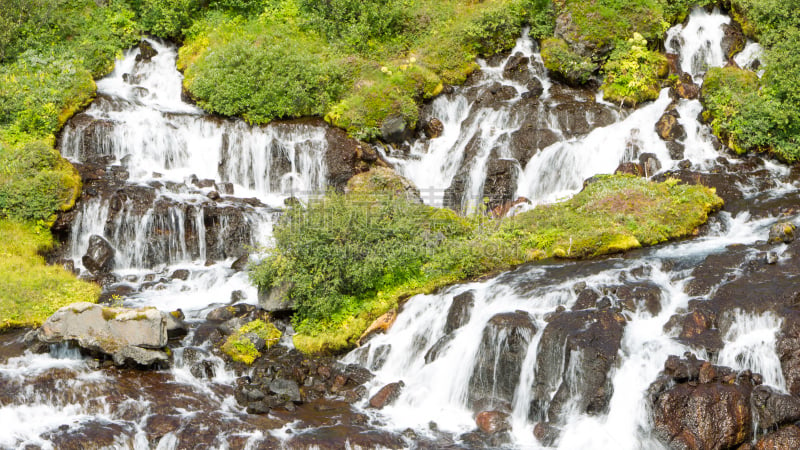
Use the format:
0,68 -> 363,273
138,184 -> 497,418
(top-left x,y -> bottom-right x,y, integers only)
221,319 -> 282,365
601,33 -> 669,106
540,38 -> 597,85
0,220 -> 100,330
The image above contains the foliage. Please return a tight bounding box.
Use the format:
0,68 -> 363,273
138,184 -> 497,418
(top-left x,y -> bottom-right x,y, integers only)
699,1 -> 800,161
0,220 -> 100,330
540,38 -> 596,85
135,0 -> 201,39
179,0 -> 554,139
0,139 -> 81,223
250,175 -> 722,354
601,33 -> 668,106
221,319 -> 282,364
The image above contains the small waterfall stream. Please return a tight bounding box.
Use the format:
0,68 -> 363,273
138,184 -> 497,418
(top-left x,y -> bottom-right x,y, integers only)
0,7 -> 796,449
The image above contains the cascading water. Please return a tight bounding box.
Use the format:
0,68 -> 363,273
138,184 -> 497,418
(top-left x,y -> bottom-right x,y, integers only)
1,7 -> 797,449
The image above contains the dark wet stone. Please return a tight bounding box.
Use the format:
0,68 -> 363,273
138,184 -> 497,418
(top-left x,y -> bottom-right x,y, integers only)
136,40 -> 158,62
639,153 -> 662,178
43,420 -> 134,450
615,161 -> 644,177
287,427 -> 407,450
205,303 -> 256,322
475,410 -> 511,434
755,425 -> 800,450
751,385 -> 800,430
655,109 -> 686,141
269,378 -> 301,403
143,414 -> 181,441
446,291 -> 476,334
768,221 -> 796,244
469,311 -> 536,409
82,235 -> 115,275
481,157 -> 520,211
369,381 -> 404,409
503,52 -> 534,85
170,269 -> 189,281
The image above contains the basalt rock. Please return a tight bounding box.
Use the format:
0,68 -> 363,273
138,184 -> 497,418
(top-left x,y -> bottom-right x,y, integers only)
82,235 -> 116,275
615,162 -> 644,177
468,311 -> 537,409
655,110 -> 687,142
750,385 -> 800,430
768,221 -> 796,244
381,114 -> 412,144
424,117 -> 444,139
136,40 -> 158,62
754,425 -> 800,450
481,157 -> 520,211
475,410 -> 511,434
639,153 -> 662,178
673,73 -> 700,100
446,290 -> 476,334
649,356 -> 757,450
721,22 -> 746,60
503,52 -> 535,85
258,280 -> 294,313
369,381 -> 405,409
529,309 -> 626,423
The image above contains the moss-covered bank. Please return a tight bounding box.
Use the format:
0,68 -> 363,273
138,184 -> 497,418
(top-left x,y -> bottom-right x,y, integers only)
250,175 -> 723,354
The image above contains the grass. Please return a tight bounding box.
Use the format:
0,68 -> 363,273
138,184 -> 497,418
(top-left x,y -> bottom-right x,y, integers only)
250,175 -> 722,354
0,220 -> 100,330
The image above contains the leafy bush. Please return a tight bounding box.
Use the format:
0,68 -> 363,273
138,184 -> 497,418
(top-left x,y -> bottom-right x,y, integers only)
135,0 -> 202,39
602,33 -> 668,106
541,38 -> 597,85
0,139 -> 82,223
699,1 -> 800,161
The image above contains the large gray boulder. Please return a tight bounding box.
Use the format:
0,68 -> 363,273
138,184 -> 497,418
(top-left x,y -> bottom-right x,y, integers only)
34,302 -> 170,366
258,281 -> 294,312
82,235 -> 115,274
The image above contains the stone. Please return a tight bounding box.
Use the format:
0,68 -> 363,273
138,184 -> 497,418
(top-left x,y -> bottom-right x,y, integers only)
36,303 -> 168,362
165,309 -> 187,338
170,269 -> 189,281
481,158 -> 520,211
768,221 -> 796,244
358,309 -> 397,345
674,73 -> 700,100
469,312 -> 537,409
445,290 -> 476,334
751,385 -> 800,430
639,153 -> 662,178
615,162 -> 644,177
721,22 -> 746,60
269,378 -> 302,403
369,381 -> 405,409
655,110 -> 687,141
380,114 -> 411,144
112,345 -> 169,367
755,425 -> 800,450
135,40 -> 158,62
231,254 -> 249,272
258,281 -> 294,312
424,118 -> 444,139
475,410 -> 511,434
82,235 -> 115,275
503,52 -> 534,85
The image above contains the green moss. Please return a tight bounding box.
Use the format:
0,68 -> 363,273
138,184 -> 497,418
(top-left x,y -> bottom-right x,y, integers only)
601,33 -> 668,106
255,175 -> 722,355
221,319 -> 282,364
0,220 -> 100,330
540,38 -> 597,85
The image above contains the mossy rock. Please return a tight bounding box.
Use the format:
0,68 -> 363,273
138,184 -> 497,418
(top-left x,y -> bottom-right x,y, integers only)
345,167 -> 421,202
541,38 -> 597,86
601,34 -> 669,106
221,319 -> 282,365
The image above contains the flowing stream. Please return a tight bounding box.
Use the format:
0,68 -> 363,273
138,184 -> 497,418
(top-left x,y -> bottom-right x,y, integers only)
1,7 -> 797,449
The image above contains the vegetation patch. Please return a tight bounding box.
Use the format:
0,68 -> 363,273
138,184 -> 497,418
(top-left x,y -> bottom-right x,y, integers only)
698,0 -> 800,162
221,319 -> 282,364
601,33 -> 668,106
540,38 -> 597,85
250,175 -> 722,354
0,221 -> 100,330
177,0 -> 555,140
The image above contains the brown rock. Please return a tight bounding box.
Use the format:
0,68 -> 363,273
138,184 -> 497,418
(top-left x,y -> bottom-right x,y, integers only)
615,162 -> 644,177
358,309 -> 398,346
475,410 -> 511,434
369,381 -> 404,409
755,425 -> 800,450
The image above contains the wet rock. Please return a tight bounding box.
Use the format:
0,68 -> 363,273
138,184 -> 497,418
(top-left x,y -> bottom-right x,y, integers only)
666,141 -> 686,160
33,303 -> 169,367
205,303 -> 256,322
778,311 -> 800,396
230,290 -> 246,303
533,422 -> 560,447
136,40 -> 158,62
231,254 -> 249,272
572,288 -> 600,311
765,251 -> 779,264
424,118 -> 444,139
768,221 -> 796,244
460,429 -> 512,448
475,82 -> 517,107
43,419 -> 134,450
475,410 -> 510,434
445,290 -> 476,334
674,73 -> 700,100
324,126 -> 361,191
369,381 -> 404,409
755,425 -> 800,450
345,167 -> 422,203
143,414 -> 181,441
509,123 -> 559,166
381,114 -> 411,144
615,162 -> 644,177
530,309 -> 626,423
639,153 -> 662,177
358,309 -> 397,345
217,182 -> 234,195
750,385 -> 800,430
469,311 -> 537,409
82,235 -> 115,275
269,378 -> 302,403
649,356 -> 754,450
258,280 -> 294,312
655,110 -> 687,141
722,22 -> 746,60
481,158 -> 520,211
165,309 -> 187,338
503,52 -> 534,85
170,269 -> 189,281
286,427 -> 407,450
552,101 -> 616,139
613,283 -> 662,316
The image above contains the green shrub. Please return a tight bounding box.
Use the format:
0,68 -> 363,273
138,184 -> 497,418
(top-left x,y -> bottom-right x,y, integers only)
136,0 -> 202,39
0,139 -> 81,223
541,38 -> 596,85
602,33 -> 668,106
